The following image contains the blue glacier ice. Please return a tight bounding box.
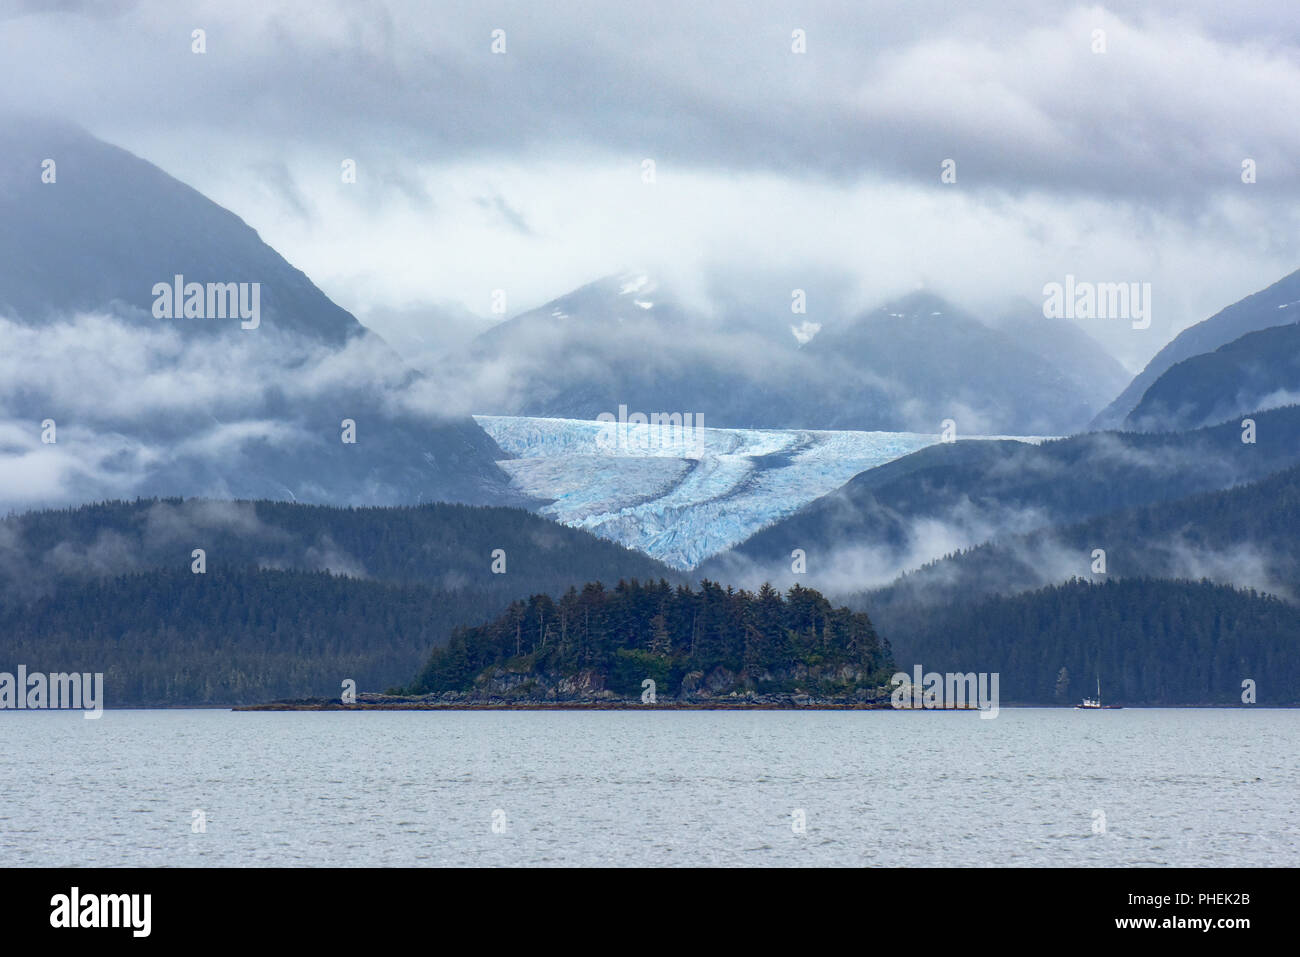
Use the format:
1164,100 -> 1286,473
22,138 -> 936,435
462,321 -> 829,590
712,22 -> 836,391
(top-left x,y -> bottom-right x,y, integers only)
475,416 -> 1044,570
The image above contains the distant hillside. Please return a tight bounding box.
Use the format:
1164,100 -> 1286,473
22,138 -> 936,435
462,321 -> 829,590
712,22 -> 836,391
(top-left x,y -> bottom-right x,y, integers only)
0,497 -> 678,598
0,567 -> 498,706
1092,268 -> 1300,429
876,577 -> 1300,706
700,404 -> 1300,589
854,462 -> 1300,614
0,116 -> 359,341
0,499 -> 682,706
798,291 -> 1107,433
987,305 -> 1131,407
1124,321 -> 1300,432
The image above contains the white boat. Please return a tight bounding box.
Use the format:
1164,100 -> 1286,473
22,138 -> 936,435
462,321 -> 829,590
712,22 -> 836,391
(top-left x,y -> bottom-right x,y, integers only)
1076,677 -> 1122,709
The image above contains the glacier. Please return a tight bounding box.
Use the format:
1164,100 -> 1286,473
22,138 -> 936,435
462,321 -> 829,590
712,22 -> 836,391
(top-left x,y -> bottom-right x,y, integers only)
476,416 -> 1048,570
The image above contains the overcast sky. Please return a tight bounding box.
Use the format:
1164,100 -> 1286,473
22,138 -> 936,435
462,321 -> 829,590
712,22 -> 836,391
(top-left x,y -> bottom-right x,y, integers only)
2,0 -> 1298,369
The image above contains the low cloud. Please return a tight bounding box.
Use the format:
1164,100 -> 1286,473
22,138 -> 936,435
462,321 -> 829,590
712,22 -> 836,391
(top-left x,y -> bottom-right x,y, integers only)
0,310 -> 483,510
2,3 -> 1295,371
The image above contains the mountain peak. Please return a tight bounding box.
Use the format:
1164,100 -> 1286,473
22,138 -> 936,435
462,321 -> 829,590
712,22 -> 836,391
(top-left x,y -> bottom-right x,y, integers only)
868,289 -> 961,322
615,270 -> 656,298
0,117 -> 362,343
1091,266 -> 1300,430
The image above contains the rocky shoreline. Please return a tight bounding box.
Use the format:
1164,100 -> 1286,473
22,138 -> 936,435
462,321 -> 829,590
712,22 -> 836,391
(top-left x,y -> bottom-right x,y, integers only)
234,690 -> 899,711
231,661 -> 921,711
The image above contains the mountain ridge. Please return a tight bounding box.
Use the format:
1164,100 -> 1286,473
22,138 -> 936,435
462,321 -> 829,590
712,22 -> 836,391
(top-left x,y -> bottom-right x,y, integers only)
0,117 -> 520,510
1091,268 -> 1300,429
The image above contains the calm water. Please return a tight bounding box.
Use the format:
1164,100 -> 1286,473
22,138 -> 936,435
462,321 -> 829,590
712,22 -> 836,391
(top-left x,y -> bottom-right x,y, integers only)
1,709 -> 1296,866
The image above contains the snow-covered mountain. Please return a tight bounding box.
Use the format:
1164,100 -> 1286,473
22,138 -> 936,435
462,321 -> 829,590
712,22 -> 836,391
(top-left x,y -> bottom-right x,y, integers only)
986,303 -> 1132,411
459,272 -> 807,427
457,276 -> 1117,434
0,116 -> 517,511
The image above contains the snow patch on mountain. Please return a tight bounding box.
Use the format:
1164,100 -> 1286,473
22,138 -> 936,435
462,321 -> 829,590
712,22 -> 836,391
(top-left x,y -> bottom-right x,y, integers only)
790,320 -> 822,344
619,273 -> 652,295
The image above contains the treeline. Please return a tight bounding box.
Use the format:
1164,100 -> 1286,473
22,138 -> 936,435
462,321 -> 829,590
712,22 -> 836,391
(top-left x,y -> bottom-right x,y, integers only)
5,566 -> 1294,707
0,566 -> 507,706
859,462 -> 1300,613
878,577 -> 1300,705
407,579 -> 893,698
0,498 -> 684,706
0,497 -> 676,597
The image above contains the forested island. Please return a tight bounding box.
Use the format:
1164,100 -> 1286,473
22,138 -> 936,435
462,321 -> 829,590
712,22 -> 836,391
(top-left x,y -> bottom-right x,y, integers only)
242,580 -> 898,709
239,575 -> 1300,710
